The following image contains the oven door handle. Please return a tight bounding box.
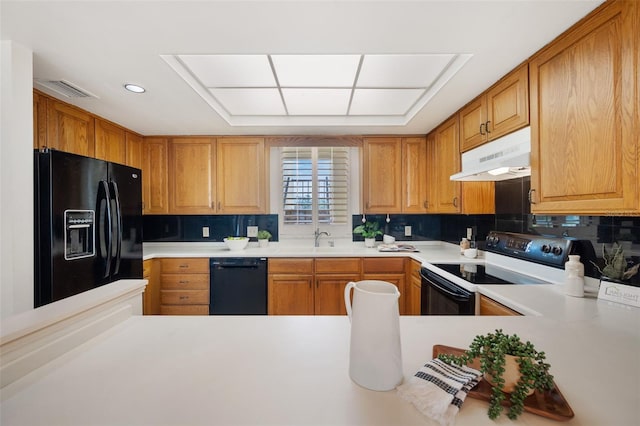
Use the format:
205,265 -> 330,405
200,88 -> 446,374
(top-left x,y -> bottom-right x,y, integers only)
422,271 -> 472,302
430,281 -> 471,302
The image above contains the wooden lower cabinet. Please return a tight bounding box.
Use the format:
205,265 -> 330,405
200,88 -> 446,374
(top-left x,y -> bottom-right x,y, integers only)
405,259 -> 422,315
268,258 -> 362,315
142,259 -> 161,315
268,258 -> 314,315
478,295 -> 521,316
268,275 -> 314,315
268,256 -> 418,315
362,257 -> 407,315
159,258 -> 210,315
315,258 -> 362,315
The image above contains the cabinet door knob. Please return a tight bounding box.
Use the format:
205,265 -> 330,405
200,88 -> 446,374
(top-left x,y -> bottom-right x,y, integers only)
453,197 -> 459,207
479,122 -> 486,135
528,189 -> 537,204
485,121 -> 491,133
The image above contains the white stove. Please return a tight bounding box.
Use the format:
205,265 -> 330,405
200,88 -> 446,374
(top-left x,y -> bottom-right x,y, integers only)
420,231 -> 597,315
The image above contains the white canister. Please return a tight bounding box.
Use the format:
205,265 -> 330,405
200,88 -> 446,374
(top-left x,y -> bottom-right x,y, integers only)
344,280 -> 403,391
564,255 -> 585,297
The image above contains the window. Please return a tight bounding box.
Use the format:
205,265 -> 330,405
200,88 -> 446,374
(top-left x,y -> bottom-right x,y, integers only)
273,146 -> 359,238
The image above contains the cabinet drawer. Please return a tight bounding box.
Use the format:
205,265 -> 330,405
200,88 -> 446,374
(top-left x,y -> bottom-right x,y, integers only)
160,290 -> 209,305
268,258 -> 314,274
161,273 -> 209,290
315,258 -> 361,274
160,305 -> 209,315
363,257 -> 405,274
161,258 -> 209,274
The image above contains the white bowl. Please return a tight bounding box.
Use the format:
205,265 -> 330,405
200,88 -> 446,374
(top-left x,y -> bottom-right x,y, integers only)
463,248 -> 478,258
224,237 -> 249,251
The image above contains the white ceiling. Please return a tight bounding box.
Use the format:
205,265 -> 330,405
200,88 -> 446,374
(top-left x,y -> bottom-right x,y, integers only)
1,0 -> 604,136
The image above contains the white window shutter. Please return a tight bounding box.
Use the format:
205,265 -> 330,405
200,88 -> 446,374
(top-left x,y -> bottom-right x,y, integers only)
281,146 -> 350,226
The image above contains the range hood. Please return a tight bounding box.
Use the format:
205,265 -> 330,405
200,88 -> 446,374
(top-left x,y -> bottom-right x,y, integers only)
450,126 -> 531,181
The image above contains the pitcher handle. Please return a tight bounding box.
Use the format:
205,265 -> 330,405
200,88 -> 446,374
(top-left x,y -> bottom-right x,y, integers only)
344,281 -> 356,323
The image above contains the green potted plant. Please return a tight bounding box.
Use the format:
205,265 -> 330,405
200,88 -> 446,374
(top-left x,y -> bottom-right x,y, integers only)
257,229 -> 272,248
438,329 -> 554,421
591,242 -> 639,283
353,221 -> 383,247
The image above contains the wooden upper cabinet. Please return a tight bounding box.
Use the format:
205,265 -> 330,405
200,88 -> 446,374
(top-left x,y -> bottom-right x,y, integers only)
529,0 -> 639,214
142,137 -> 169,214
216,137 -> 266,214
169,137 -> 216,214
33,91 -> 47,150
424,132 -> 437,213
433,116 -> 461,213
94,119 -> 126,164
461,182 -> 495,214
46,99 -> 95,157
363,137 -> 403,213
459,97 -> 486,152
402,137 -> 428,213
125,132 -> 143,170
426,127 -> 494,214
459,64 -> 529,152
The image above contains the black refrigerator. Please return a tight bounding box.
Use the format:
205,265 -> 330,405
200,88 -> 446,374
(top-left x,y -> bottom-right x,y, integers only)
34,149 -> 143,308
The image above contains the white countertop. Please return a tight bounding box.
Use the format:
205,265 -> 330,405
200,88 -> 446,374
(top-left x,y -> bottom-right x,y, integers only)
2,314 -> 639,425
142,240 -> 470,262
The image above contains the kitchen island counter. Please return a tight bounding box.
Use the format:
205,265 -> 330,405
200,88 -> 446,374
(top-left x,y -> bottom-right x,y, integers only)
2,312 -> 639,425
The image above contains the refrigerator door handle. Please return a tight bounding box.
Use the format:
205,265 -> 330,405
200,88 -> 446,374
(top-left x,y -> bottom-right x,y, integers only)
99,180 -> 113,278
109,180 -> 123,275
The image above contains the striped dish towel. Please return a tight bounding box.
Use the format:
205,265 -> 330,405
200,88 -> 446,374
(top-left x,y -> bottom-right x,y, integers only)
397,358 -> 482,426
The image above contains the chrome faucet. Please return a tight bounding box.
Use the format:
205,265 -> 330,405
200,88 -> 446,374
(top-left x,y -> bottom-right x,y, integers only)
314,228 -> 331,247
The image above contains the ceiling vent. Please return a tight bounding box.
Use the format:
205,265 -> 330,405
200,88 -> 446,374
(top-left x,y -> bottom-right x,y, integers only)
35,79 -> 98,99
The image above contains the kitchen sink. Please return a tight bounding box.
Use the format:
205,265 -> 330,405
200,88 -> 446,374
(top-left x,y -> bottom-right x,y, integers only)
313,246 -> 353,254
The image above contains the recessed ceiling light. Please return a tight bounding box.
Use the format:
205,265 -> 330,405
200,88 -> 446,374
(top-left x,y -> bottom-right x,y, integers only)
124,83 -> 145,93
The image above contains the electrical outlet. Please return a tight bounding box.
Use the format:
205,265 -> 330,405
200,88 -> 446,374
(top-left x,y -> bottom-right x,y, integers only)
202,227 -> 210,238
247,226 -> 258,237
404,226 -> 412,237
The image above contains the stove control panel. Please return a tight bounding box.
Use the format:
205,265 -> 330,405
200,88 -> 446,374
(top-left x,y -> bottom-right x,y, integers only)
485,231 -> 573,268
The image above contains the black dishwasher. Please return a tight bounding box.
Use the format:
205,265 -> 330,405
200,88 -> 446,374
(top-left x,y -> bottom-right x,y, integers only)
210,258 -> 268,315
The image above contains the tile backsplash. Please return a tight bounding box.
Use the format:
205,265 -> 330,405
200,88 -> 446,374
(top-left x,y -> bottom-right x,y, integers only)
143,215 -> 279,242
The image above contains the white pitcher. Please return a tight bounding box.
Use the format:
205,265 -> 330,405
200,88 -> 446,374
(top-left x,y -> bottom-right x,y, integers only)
344,280 -> 403,391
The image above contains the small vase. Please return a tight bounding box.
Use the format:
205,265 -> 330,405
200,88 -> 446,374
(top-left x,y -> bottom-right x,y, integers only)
484,354 -> 535,396
364,238 -> 376,248
258,239 -> 269,248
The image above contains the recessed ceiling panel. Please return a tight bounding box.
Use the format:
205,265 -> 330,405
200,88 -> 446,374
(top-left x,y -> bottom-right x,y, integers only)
282,89 -> 351,115
209,88 -> 285,115
349,89 -> 424,115
179,55 -> 275,87
357,54 -> 455,88
271,55 -> 361,87
163,53 -> 471,125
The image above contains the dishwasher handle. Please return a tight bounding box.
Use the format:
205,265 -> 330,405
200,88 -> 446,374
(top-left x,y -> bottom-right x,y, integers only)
210,258 -> 267,269
213,264 -> 260,269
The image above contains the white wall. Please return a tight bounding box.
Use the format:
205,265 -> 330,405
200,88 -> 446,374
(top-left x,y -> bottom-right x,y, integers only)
1,41 -> 34,318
